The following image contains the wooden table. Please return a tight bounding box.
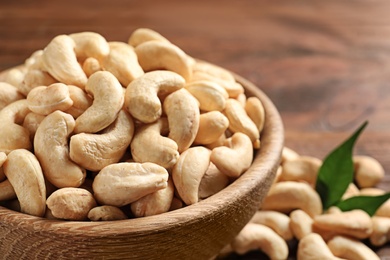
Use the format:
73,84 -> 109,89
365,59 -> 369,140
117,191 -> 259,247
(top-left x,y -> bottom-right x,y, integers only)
1,0 -> 389,258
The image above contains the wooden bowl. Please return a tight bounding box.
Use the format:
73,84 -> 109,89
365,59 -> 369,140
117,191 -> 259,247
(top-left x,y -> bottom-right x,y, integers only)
0,67 -> 284,260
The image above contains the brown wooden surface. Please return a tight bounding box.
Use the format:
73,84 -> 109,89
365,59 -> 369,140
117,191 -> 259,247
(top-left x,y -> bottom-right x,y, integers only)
1,0 -> 390,258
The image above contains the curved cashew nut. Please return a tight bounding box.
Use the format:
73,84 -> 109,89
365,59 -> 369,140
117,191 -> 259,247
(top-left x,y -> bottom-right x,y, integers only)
34,110 -> 86,188
245,96 -> 265,133
289,209 -> 314,240
370,216 -> 390,247
185,80 -> 228,112
281,146 -> 300,165
42,34 -> 87,88
24,49 -> 44,70
70,110 -> 135,171
92,162 -> 169,207
224,98 -> 260,148
101,41 -> 144,86
82,57 -> 102,77
74,71 -> 124,133
194,111 -> 229,145
0,82 -> 24,110
327,235 -> 380,260
125,70 -> 185,123
22,112 -> 46,141
4,149 -> 46,217
163,88 -> 200,152
250,210 -> 293,241
192,60 -> 236,83
210,132 -> 253,178
297,233 -> 343,260
3,67 -> 25,90
27,83 -> 73,115
0,180 -> 16,201
0,99 -> 31,154
172,146 -> 211,205
20,69 -> 57,96
69,31 -> 110,61
353,155 -> 385,188
313,209 -> 373,239
198,162 -> 230,199
280,156 -> 322,187
46,187 -> 97,221
135,40 -> 192,81
88,205 -> 128,221
0,152 -> 7,181
231,223 -> 289,260
128,28 -> 170,47
65,85 -> 93,118
131,178 -> 174,217
131,118 -> 179,169
341,183 -> 360,200
261,181 -> 323,217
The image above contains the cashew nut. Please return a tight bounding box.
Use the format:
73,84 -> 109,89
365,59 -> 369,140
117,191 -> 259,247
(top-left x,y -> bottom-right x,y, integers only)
0,99 -> 32,154
261,181 -> 323,217
46,187 -> 97,221
0,180 -> 16,201
125,70 -> 185,123
289,209 -> 314,240
185,80 -> 228,112
231,223 -> 289,260
341,183 -> 360,200
24,50 -> 44,70
327,235 -> 380,260
82,57 -> 102,77
65,85 -> 93,118
34,110 -> 86,188
69,31 -> 110,61
281,146 -> 300,165
172,146 -> 211,205
3,68 -> 26,90
353,155 -> 385,188
41,34 -> 87,88
313,209 -> 373,239
210,132 -> 253,178
22,112 -> 45,141
101,41 -> 144,86
74,71 -> 124,133
19,69 -> 57,96
359,187 -> 385,196
70,110 -> 135,171
131,177 -> 174,217
369,216 -> 390,247
280,156 -> 322,187
135,40 -> 192,81
0,82 -> 24,110
194,111 -> 229,145
88,205 -> 128,221
224,98 -> 260,148
163,88 -> 200,152
93,162 -> 169,207
198,162 -> 230,200
3,149 -> 46,217
27,83 -> 73,115
192,60 -> 236,84
245,96 -> 265,133
297,233 -> 343,260
128,28 -> 170,47
0,152 -> 7,181
131,118 -> 179,169
250,210 -> 293,240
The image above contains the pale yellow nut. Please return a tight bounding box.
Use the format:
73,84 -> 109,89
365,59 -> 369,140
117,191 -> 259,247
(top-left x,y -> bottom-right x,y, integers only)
198,162 -> 230,200
261,181 -> 323,217
192,60 -> 236,83
0,82 -> 24,110
4,68 -> 25,90
250,210 -> 293,241
280,156 -> 322,187
369,216 -> 390,247
101,41 -> 144,86
205,133 -> 227,150
19,69 -> 57,96
46,187 -> 97,221
131,177 -> 174,217
70,110 -> 134,171
0,152 -> 7,181
69,31 -> 110,61
281,146 -> 300,164
34,110 -> 86,188
313,209 -> 373,239
375,199 -> 390,217
231,223 -> 289,260
42,34 -> 87,88
82,57 -> 102,77
327,235 -> 380,260
128,28 -> 170,47
4,149 -> 46,217
0,99 -> 32,154
353,155 -> 385,188
236,93 -> 247,107
172,146 -> 211,205
341,183 -> 360,200
245,97 -> 265,133
125,70 -> 185,123
135,40 -> 192,81
359,187 -> 385,196
163,88 -> 200,153
22,112 -> 46,141
210,132 -> 253,178
185,80 -> 228,112
74,71 -> 124,133
224,98 -> 260,147
24,50 -> 44,70
65,85 -> 93,118
93,162 -> 169,207
131,118 -> 179,169
88,205 -> 127,221
0,179 -> 16,201
194,111 -> 229,145
297,233 -> 343,260
27,83 -> 73,115
289,209 -> 314,240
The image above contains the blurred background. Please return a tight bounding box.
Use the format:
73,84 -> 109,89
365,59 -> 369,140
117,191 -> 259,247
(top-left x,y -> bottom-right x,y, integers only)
1,0 -> 390,258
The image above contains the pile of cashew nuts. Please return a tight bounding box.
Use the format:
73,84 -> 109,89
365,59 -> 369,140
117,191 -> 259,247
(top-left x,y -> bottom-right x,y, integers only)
219,147 -> 388,260
0,28 -> 265,221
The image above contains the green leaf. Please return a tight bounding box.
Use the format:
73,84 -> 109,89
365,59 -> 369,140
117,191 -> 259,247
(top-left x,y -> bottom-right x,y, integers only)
315,121 -> 368,210
336,193 -> 390,216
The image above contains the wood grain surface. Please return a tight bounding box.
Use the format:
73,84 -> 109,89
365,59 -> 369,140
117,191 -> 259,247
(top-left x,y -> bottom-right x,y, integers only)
1,0 -> 390,258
